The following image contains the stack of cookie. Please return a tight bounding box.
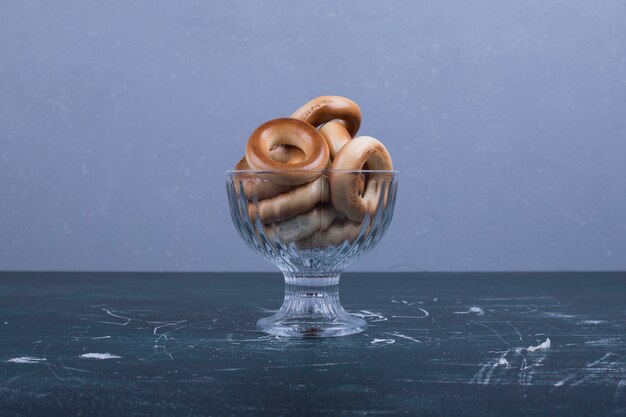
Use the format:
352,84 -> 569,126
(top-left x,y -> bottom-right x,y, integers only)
234,96 -> 394,248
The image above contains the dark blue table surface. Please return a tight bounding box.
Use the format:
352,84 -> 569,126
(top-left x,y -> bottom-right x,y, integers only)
1,272 -> 625,417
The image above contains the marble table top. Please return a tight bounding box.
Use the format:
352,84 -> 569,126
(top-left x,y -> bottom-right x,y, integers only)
1,272 -> 625,416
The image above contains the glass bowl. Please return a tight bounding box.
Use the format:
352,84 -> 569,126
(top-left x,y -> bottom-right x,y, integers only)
226,169 -> 398,337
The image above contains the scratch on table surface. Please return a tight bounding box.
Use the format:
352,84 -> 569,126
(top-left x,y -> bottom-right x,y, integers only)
521,355 -> 545,371
554,375 -> 575,387
470,363 -> 493,385
586,352 -> 615,368
482,363 -> 500,385
224,335 -> 278,343
391,299 -> 416,306
391,307 -> 429,320
386,332 -> 422,343
352,310 -> 387,322
543,312 -> 575,319
213,361 -> 363,372
151,320 -> 188,343
472,322 -> 512,349
507,322 -> 523,341
584,338 -> 621,346
91,336 -> 111,340
471,360 -> 500,385
31,341 -> 91,381
520,355 -> 545,386
468,323 -> 551,386
147,320 -> 190,359
616,379 -> 626,402
477,296 -> 554,301
164,344 -> 195,357
100,309 -> 131,326
470,349 -> 511,385
572,357 -> 623,387
53,364 -> 92,373
42,342 -> 62,382
153,345 -> 173,360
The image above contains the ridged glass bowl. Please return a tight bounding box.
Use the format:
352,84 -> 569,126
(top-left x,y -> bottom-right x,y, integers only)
226,169 -> 398,337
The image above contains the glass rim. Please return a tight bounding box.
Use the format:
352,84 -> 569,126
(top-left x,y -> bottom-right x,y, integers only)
226,169 -> 399,174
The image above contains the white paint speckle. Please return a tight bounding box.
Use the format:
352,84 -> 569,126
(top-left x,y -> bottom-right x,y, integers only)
527,338 -> 551,352
79,353 -> 121,360
498,358 -> 509,366
370,338 -> 396,345
453,306 -> 484,316
7,357 -> 46,364
468,307 -> 484,315
579,320 -> 607,325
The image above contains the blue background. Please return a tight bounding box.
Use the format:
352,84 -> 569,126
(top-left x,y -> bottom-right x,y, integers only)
1,0 -> 625,271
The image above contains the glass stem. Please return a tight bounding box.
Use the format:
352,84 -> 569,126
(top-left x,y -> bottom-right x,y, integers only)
282,271 -> 341,287
256,272 -> 366,337
277,275 -> 343,322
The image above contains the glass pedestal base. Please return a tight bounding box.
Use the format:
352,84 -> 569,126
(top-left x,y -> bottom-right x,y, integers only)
257,273 -> 366,338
